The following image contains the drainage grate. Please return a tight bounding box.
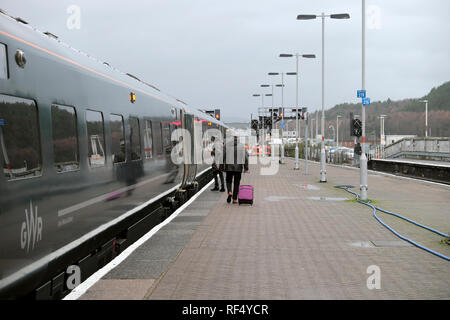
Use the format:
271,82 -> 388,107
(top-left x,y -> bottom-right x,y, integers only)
307,197 -> 348,201
370,240 -> 412,247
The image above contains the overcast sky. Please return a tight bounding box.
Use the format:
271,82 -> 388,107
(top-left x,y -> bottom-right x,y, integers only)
2,0 -> 450,122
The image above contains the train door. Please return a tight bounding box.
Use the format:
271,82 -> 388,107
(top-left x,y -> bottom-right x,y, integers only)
181,112 -> 193,187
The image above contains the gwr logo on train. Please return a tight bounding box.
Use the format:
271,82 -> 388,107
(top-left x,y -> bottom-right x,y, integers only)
20,201 -> 43,252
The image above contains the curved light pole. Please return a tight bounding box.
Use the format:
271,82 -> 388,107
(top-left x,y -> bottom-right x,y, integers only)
297,12 -> 350,182
279,53 -> 315,170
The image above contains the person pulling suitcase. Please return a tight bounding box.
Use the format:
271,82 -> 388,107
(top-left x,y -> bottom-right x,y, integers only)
223,136 -> 249,204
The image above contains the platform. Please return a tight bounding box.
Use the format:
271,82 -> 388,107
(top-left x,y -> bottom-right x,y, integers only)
77,158 -> 450,300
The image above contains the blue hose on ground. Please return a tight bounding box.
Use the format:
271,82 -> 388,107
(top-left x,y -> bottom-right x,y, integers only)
335,185 -> 450,262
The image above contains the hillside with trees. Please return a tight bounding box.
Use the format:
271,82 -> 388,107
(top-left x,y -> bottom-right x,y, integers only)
320,81 -> 450,143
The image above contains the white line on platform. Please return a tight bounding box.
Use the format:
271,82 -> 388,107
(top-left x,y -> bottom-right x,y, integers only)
63,179 -> 214,300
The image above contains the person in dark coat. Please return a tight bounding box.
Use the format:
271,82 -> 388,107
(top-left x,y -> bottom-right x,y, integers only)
210,136 -> 225,192
223,136 -> 249,204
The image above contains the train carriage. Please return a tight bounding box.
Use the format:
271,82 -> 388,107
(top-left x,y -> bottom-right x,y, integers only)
0,10 -> 227,299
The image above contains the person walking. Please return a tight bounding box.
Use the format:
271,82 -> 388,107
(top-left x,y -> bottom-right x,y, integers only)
210,136 -> 225,192
223,136 -> 249,204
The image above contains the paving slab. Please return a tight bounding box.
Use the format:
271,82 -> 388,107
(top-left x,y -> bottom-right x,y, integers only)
80,158 -> 450,300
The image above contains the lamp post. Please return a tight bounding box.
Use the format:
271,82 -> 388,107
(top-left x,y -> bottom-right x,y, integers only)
262,84 -> 279,158
336,115 -> 342,148
315,112 -> 319,139
378,115 -> 387,158
419,100 -> 429,137
253,93 -> 272,156
297,12 -> 350,182
328,124 -> 335,163
268,73 -> 282,161
279,53 -> 315,170
360,1 -> 368,200
270,72 -> 296,164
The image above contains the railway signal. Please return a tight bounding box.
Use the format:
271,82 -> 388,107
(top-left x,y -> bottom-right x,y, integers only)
350,112 -> 362,137
214,109 -> 220,120
251,119 -> 259,131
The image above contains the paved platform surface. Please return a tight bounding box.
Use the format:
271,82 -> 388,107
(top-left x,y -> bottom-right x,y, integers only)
80,158 -> 450,300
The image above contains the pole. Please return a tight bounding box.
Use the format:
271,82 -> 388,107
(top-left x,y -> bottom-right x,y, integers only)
382,116 -> 385,158
294,54 -> 300,170
262,95 -> 265,157
271,85 -> 275,159
320,13 -> 327,182
425,101 -> 428,137
281,73 -> 285,164
316,112 -> 319,140
360,0 -> 368,201
305,116 -> 309,175
336,116 -> 340,148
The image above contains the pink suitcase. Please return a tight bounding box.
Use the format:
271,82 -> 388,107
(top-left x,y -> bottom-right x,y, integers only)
238,185 -> 254,205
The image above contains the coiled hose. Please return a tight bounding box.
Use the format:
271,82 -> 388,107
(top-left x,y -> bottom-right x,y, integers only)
335,185 -> 450,261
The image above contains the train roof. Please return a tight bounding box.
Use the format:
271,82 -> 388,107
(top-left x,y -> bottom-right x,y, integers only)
0,9 -> 228,128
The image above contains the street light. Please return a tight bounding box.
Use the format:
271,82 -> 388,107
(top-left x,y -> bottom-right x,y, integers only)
378,115 -> 387,158
328,125 -> 335,145
261,84 -> 279,141
297,12 -> 350,182
279,53 -> 316,170
336,115 -> 342,148
360,1 -> 368,200
419,100 -> 429,137
253,93 -> 272,156
269,72 -> 295,164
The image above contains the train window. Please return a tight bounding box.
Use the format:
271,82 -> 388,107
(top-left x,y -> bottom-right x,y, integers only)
86,110 -> 106,167
162,122 -> 170,148
152,121 -> 163,156
51,105 -> 79,173
0,43 -> 7,79
144,119 -> 153,159
0,94 -> 42,181
129,117 -> 141,160
110,114 -> 125,163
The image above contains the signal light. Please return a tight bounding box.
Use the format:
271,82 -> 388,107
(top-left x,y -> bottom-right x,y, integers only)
251,119 -> 259,131
130,92 -> 136,103
214,109 -> 220,120
350,112 -> 362,137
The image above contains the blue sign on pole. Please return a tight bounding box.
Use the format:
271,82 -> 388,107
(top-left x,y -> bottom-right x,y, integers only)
0,118 -> 5,126
280,121 -> 286,129
357,90 -> 366,99
362,98 -> 371,106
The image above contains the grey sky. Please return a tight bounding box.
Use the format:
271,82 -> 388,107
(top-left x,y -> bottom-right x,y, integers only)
2,0 -> 450,122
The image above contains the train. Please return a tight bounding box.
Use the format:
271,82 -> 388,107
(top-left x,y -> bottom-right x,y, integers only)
0,9 -> 228,299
